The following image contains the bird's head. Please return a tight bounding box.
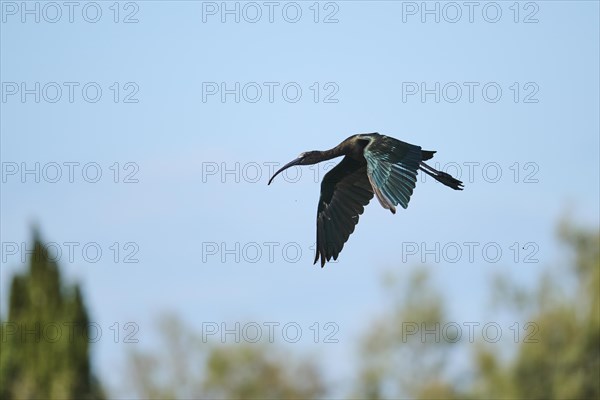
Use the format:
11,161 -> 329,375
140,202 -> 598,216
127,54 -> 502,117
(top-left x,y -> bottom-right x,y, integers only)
268,151 -> 321,185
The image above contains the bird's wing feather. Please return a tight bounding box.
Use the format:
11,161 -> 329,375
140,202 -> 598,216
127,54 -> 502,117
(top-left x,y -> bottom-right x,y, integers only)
363,135 -> 423,214
315,156 -> 373,267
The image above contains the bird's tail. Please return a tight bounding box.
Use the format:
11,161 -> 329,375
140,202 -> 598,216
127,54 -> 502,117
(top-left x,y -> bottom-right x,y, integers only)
419,162 -> 464,190
421,150 -> 436,161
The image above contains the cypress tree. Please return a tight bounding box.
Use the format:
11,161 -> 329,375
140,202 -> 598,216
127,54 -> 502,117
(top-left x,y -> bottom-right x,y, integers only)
0,230 -> 104,399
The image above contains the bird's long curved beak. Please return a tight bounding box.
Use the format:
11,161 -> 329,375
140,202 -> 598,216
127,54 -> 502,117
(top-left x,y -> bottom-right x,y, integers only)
268,157 -> 303,185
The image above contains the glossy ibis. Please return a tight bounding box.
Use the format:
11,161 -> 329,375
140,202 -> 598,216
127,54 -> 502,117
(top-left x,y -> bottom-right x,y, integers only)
268,133 -> 463,267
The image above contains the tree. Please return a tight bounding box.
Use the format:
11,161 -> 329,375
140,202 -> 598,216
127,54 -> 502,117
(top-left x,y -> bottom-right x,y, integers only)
124,314 -> 325,399
356,223 -> 600,400
472,223 -> 600,399
0,231 -> 104,399
355,269 -> 460,399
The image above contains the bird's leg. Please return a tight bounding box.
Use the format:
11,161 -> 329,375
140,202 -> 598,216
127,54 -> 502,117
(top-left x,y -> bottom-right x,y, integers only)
419,162 -> 464,190
419,162 -> 438,174
419,165 -> 438,179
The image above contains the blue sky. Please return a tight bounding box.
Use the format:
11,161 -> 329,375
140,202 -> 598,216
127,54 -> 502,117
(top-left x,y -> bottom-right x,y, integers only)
2,0 -> 599,395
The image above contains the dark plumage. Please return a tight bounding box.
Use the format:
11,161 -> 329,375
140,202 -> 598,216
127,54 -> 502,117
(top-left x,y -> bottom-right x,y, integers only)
268,133 -> 463,267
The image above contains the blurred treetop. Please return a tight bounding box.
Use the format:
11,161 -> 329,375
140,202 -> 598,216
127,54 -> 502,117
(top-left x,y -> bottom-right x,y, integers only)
0,230 -> 104,400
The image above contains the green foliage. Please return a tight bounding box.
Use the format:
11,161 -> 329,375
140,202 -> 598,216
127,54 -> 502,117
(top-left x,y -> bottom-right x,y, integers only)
203,345 -> 325,399
0,232 -> 104,400
355,269 -> 464,400
125,315 -> 325,399
5,223 -> 597,400
472,224 -> 599,400
356,224 -> 600,400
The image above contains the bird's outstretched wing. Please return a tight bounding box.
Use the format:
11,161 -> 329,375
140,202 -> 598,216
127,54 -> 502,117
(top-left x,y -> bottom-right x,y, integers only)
315,156 -> 373,267
362,134 -> 423,214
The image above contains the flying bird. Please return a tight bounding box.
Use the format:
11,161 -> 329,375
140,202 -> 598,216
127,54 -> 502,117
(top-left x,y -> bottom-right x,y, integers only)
268,133 -> 463,267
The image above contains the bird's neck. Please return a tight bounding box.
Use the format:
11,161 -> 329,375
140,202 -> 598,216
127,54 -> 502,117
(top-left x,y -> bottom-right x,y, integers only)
317,146 -> 346,162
